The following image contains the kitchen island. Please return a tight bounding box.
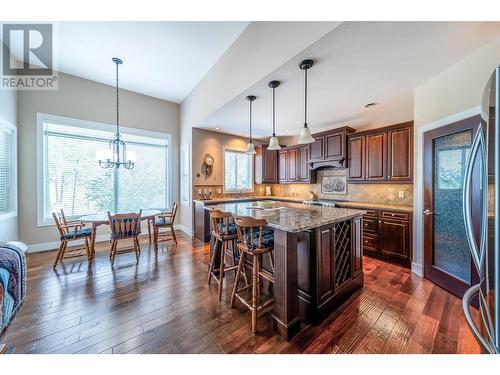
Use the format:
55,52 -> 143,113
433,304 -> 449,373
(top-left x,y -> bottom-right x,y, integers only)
205,200 -> 365,340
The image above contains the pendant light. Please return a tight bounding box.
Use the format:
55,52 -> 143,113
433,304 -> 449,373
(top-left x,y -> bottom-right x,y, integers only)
245,95 -> 257,155
267,80 -> 281,150
96,57 -> 136,169
297,59 -> 315,144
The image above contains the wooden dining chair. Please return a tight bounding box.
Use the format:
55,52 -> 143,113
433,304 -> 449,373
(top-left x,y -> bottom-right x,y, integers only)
52,209 -> 93,268
107,210 -> 142,266
153,202 -> 178,249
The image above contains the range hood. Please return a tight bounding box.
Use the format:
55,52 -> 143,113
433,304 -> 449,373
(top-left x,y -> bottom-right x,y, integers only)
307,157 -> 346,171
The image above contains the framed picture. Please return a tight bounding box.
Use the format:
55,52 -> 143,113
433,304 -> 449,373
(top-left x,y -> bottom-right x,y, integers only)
321,175 -> 347,195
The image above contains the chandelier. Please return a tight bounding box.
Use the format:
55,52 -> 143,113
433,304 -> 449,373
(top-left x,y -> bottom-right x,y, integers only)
96,57 -> 136,170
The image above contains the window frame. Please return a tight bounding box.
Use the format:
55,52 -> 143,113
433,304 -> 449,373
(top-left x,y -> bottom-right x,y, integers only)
0,118 -> 17,222
36,112 -> 173,227
222,146 -> 254,193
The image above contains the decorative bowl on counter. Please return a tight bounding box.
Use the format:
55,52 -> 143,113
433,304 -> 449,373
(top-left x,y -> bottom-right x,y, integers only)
257,200 -> 276,209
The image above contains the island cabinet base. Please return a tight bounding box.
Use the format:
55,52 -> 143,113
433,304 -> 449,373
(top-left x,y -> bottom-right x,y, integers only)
296,216 -> 364,323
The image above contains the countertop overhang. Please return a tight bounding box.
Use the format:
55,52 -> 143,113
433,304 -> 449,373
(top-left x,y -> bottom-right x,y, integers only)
204,200 -> 366,233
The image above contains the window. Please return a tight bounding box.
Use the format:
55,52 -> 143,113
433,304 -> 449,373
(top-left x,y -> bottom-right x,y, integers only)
0,119 -> 16,220
37,113 -> 171,225
180,143 -> 190,206
223,147 -> 253,192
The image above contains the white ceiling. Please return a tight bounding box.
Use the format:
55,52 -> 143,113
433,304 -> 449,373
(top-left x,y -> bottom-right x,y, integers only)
198,21 -> 500,138
3,21 -> 249,103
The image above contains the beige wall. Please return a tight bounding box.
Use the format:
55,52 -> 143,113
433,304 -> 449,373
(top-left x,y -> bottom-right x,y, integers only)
412,35 -> 500,270
192,128 -> 263,187
0,88 -> 18,242
18,72 -> 180,247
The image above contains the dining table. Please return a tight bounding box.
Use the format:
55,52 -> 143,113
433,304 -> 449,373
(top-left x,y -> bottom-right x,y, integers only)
79,209 -> 162,258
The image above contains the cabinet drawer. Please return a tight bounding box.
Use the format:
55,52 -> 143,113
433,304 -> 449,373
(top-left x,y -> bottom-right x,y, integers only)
363,234 -> 378,251
363,217 -> 379,233
381,210 -> 409,221
363,209 -> 378,218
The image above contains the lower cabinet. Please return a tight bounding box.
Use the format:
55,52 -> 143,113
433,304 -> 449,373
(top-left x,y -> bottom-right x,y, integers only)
297,216 -> 364,322
359,208 -> 412,267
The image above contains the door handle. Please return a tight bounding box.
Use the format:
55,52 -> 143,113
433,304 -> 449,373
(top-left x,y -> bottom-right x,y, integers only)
462,284 -> 493,353
422,209 -> 433,216
462,124 -> 487,273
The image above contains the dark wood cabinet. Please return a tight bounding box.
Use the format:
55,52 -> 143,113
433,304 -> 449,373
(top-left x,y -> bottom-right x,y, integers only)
255,144 -> 278,184
307,126 -> 355,170
351,216 -> 363,275
278,149 -> 287,183
351,207 -> 412,267
297,216 -> 363,322
325,132 -> 344,160
316,226 -> 335,306
365,131 -> 387,181
277,145 -> 316,184
387,126 -> 413,181
309,136 -> 324,161
297,146 -> 311,182
379,218 -> 410,261
347,135 -> 365,181
347,121 -> 413,183
287,148 -> 297,182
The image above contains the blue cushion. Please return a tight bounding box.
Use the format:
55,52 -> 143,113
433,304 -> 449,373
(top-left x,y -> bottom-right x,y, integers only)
243,227 -> 274,249
217,223 -> 237,236
154,218 -> 172,226
61,227 -> 92,240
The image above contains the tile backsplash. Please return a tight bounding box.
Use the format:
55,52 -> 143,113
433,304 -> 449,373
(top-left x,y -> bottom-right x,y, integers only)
258,169 -> 412,206
194,168 -> 413,206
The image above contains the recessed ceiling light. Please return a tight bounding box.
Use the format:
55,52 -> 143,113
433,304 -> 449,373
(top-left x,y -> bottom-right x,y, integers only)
364,102 -> 377,108
215,127 -> 220,130
284,129 -> 290,133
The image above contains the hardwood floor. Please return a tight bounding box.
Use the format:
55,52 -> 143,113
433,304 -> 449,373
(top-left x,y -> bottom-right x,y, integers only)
1,231 -> 481,354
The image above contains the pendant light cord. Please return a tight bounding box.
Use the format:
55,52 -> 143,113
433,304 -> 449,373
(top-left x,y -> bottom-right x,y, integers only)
304,67 -> 308,127
116,60 -> 120,138
272,86 -> 276,136
249,99 -> 252,143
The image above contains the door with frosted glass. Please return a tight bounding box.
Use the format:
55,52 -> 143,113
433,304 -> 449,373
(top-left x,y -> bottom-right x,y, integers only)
423,116 -> 481,298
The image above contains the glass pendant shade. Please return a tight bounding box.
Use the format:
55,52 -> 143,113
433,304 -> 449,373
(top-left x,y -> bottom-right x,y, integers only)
267,81 -> 281,150
298,59 -> 315,144
297,125 -> 315,144
268,135 -> 281,150
245,141 -> 256,155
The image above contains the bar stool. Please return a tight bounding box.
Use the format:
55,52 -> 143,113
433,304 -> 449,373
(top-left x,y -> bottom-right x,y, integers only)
230,216 -> 275,334
207,209 -> 245,301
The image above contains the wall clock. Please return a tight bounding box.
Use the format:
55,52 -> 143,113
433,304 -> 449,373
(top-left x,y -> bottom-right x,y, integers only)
204,154 -> 214,175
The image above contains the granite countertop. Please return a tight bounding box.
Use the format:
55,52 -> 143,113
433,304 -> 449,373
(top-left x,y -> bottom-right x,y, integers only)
204,200 -> 365,233
334,201 -> 413,213
193,196 -> 303,204
194,196 -> 413,213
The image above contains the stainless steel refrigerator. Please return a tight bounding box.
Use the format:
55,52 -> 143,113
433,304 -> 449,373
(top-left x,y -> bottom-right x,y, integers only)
462,66 -> 500,354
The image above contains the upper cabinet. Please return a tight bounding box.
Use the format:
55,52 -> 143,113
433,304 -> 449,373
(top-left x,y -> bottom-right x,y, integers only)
387,126 -> 413,181
347,121 -> 413,184
308,126 -> 355,170
365,131 -> 387,181
255,144 -> 278,184
278,145 -> 316,184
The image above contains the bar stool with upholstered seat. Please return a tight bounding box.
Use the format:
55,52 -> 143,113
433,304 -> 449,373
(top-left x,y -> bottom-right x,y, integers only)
230,216 -> 275,334
207,209 -> 247,301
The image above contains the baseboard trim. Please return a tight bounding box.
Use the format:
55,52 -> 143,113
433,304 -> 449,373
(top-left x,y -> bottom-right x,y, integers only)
411,262 -> 423,277
27,225 -> 193,253
174,224 -> 193,237
27,234 -> 111,253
